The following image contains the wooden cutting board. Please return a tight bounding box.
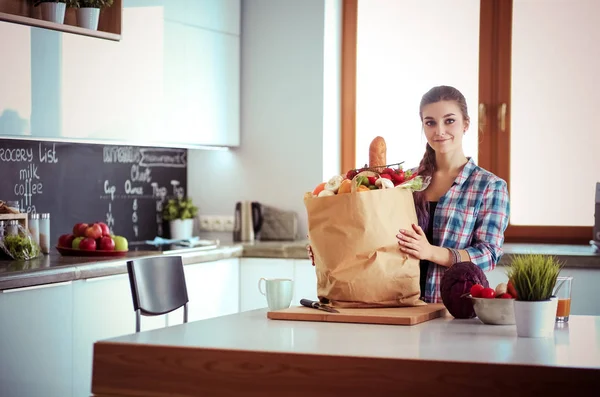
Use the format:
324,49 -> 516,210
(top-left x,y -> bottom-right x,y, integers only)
267,303 -> 448,326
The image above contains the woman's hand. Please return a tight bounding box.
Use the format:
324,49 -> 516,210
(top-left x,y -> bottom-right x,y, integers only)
397,224 -> 433,261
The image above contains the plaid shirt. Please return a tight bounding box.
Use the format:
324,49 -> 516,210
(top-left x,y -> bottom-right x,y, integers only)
423,158 -> 510,303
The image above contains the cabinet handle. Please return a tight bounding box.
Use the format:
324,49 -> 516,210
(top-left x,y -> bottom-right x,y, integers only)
84,274 -> 124,283
478,103 -> 486,133
1,281 -> 72,293
497,103 -> 507,132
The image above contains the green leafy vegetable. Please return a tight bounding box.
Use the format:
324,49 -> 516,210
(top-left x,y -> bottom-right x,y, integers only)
1,233 -> 41,261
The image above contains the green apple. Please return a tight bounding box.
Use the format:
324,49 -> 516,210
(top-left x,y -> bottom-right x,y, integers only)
72,236 -> 84,249
112,235 -> 128,251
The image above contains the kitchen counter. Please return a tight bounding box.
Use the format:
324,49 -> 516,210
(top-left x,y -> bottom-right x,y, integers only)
90,309 -> 600,397
242,240 -> 600,267
1,239 -> 598,290
0,245 -> 244,290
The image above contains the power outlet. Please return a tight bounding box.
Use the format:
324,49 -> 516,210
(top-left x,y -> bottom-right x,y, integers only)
222,216 -> 235,232
198,215 -> 235,232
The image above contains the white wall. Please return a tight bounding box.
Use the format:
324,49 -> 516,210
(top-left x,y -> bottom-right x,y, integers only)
188,0 -> 342,238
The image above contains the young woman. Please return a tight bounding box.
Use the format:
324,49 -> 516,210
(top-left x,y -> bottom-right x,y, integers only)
308,85 -> 510,304
395,85 -> 510,303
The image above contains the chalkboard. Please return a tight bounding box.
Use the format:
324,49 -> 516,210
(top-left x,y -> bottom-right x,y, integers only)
0,138 -> 187,244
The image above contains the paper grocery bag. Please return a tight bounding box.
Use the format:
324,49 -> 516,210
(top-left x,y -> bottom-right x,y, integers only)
304,187 -> 425,308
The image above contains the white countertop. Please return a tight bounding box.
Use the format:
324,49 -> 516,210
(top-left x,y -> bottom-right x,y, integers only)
105,309 -> 600,370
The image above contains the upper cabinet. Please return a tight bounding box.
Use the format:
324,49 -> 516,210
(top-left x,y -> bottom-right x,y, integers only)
163,20 -> 240,147
0,0 -> 240,148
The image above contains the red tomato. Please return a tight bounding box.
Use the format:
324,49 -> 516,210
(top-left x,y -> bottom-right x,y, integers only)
470,284 -> 484,298
507,280 -> 518,299
392,171 -> 405,183
497,293 -> 513,299
480,288 -> 496,299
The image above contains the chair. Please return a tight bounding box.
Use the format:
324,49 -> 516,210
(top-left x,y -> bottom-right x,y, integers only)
126,255 -> 189,333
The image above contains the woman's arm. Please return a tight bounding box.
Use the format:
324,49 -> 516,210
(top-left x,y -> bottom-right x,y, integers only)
428,246 -> 470,267
398,226 -> 471,266
463,178 -> 510,271
398,178 -> 509,270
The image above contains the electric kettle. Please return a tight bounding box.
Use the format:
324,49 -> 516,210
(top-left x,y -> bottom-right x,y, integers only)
233,201 -> 263,242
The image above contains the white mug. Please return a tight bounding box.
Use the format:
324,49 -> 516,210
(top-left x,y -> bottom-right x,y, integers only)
258,277 -> 293,311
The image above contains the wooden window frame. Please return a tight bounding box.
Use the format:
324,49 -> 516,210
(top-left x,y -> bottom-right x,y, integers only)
340,0 -> 592,245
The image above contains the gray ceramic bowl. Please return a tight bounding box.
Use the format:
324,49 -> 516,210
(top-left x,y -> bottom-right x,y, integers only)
471,296 -> 516,325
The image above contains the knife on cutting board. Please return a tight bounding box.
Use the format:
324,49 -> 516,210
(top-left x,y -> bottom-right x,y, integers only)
300,299 -> 340,313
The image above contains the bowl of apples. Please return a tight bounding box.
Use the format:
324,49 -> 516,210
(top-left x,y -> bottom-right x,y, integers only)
56,222 -> 129,257
469,282 -> 517,325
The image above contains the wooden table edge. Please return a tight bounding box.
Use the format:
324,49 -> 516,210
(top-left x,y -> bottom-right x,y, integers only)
91,341 -> 600,397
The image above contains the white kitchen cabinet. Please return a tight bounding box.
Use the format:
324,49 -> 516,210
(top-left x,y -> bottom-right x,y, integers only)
164,0 -> 241,35
163,20 -> 240,147
293,259 -> 319,303
27,0 -> 240,148
60,6 -> 166,145
239,258 -> 294,312
0,282 -> 74,397
167,258 -> 240,326
71,273 -> 167,397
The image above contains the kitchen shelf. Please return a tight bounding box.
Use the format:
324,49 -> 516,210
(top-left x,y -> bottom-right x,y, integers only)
0,0 -> 122,41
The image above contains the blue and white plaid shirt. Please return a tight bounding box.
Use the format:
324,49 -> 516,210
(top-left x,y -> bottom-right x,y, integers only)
423,158 -> 510,303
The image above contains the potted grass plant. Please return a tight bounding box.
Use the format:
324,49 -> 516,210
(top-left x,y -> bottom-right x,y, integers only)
69,0 -> 114,30
506,254 -> 562,338
162,197 -> 198,240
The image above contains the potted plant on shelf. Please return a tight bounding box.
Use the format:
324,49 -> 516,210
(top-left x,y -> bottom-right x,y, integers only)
506,254 -> 562,338
69,0 -> 114,31
162,197 -> 198,240
34,0 -> 76,24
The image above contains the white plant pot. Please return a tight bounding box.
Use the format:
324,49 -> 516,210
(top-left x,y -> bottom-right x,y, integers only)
169,219 -> 193,240
513,297 -> 558,338
40,2 -> 66,24
77,7 -> 100,31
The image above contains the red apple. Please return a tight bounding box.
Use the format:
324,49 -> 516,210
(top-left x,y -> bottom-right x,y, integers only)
73,223 -> 89,237
85,224 -> 103,240
58,233 -> 75,248
98,236 -> 115,251
79,237 -> 97,251
96,222 -> 110,236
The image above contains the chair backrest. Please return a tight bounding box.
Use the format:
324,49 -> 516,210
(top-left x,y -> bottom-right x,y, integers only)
127,255 -> 189,316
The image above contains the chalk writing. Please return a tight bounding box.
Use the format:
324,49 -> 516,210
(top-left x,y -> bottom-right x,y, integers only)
140,148 -> 186,168
171,180 -> 184,199
151,181 -> 168,237
124,180 -> 143,195
132,198 -> 138,237
1,144 -> 57,214
15,163 -> 42,209
39,143 -> 58,163
104,181 -> 116,201
0,147 -> 33,162
1,139 -> 187,242
103,146 -> 142,164
130,164 -> 151,183
106,203 -> 115,233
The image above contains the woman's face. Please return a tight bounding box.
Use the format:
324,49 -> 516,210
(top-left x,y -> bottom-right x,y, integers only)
421,100 -> 469,155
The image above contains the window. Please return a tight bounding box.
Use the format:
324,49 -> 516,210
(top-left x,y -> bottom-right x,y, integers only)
342,0 -> 598,244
